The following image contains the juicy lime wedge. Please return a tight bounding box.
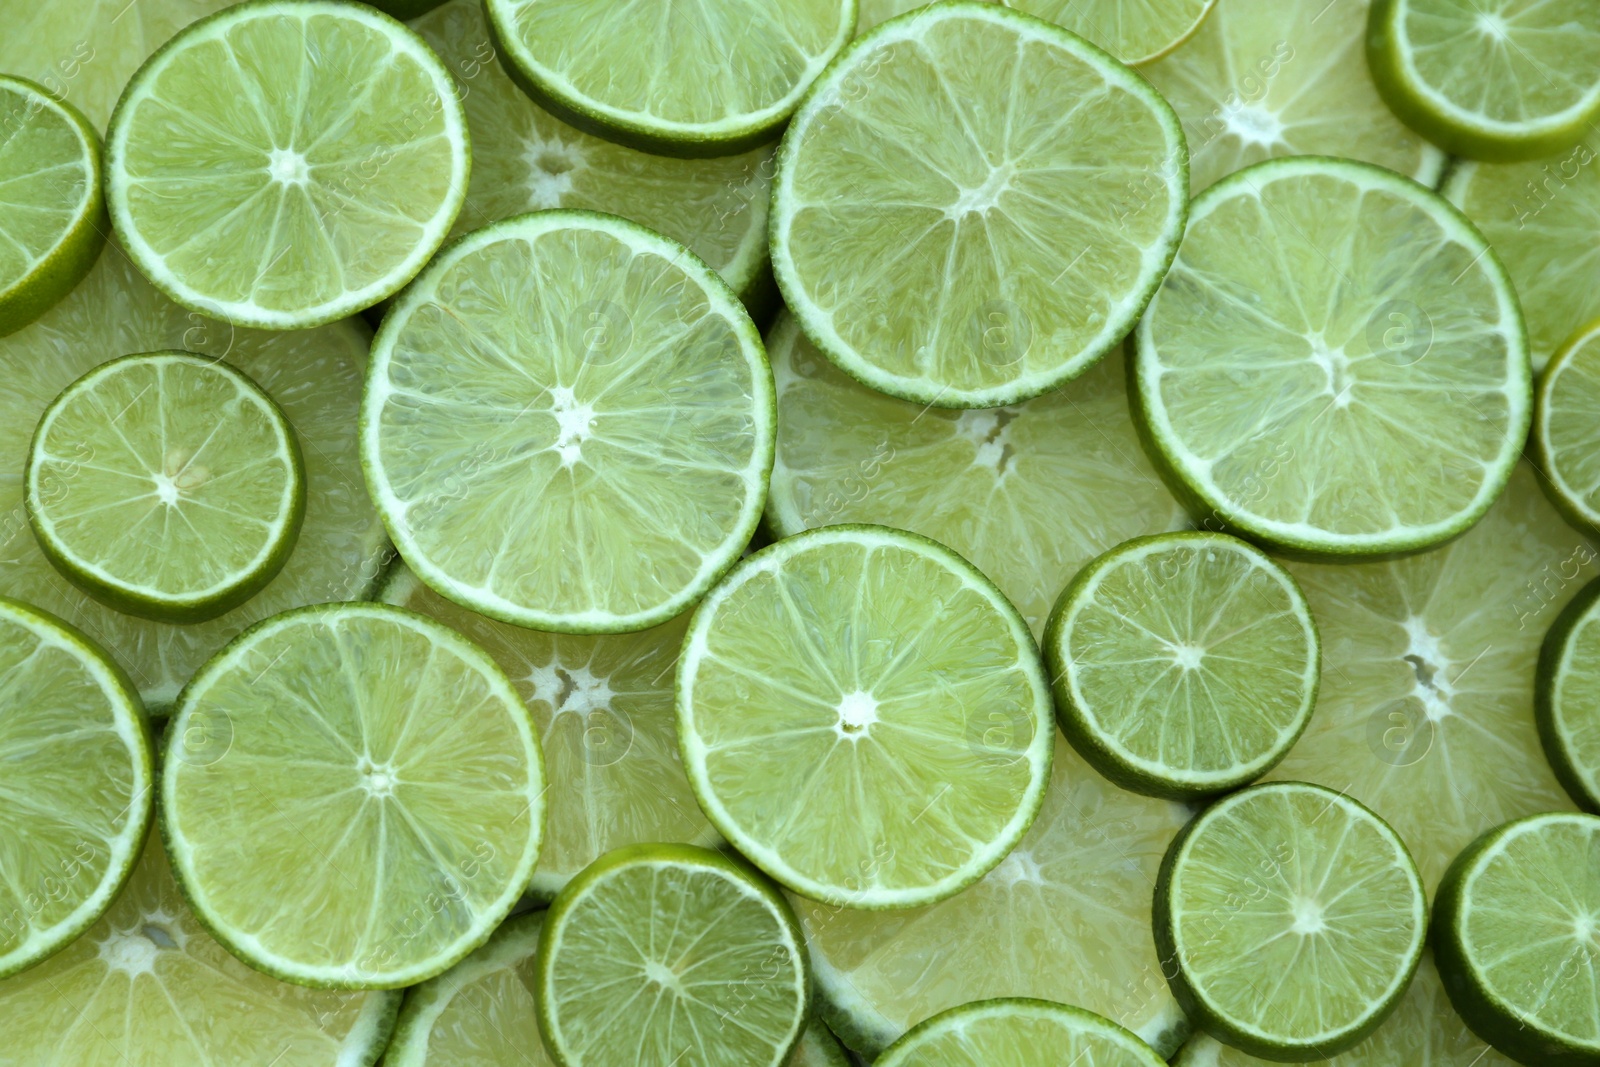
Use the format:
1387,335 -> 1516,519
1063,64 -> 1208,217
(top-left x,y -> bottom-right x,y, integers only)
1535,320 -> 1600,534
0,596 -> 151,978
772,2 -> 1188,407
879,999 -> 1166,1067
163,603 -> 544,987
1156,781 -> 1427,1059
1044,532 -> 1319,799
1537,575 -> 1600,812
105,1 -> 469,329
1134,156 -> 1529,558
362,211 -> 773,633
0,75 -> 105,337
535,844 -> 809,1067
678,524 -> 1053,908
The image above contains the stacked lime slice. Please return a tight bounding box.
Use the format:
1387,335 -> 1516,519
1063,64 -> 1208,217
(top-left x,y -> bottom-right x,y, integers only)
878,999 -> 1166,1067
858,0 -> 1215,63
1537,576 -> 1600,812
1535,320 -> 1600,534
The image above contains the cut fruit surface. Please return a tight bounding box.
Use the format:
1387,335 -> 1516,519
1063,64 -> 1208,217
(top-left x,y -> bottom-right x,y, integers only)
1538,576 -> 1600,812
877,999 -> 1166,1067
1535,320 -> 1600,535
859,0 -> 1214,65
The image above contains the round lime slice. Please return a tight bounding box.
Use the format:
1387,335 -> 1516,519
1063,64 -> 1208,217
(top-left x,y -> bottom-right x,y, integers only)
771,1 -> 1188,408
860,0 -> 1214,64
1044,532 -> 1319,799
1538,576 -> 1600,813
678,524 -> 1053,908
1535,320 -> 1600,535
1434,812 -> 1600,1065
163,603 -> 544,988
879,999 -> 1166,1067
0,75 -> 105,337
105,0 -> 470,329
1134,155 -> 1529,559
535,844 -> 809,1067
1156,781 -> 1427,1059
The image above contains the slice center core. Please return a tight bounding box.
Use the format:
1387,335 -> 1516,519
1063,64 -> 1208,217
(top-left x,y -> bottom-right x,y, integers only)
836,690 -> 879,737
267,147 -> 310,186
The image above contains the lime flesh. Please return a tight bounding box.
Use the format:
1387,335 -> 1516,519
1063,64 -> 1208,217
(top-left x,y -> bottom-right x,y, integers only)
858,0 -> 1214,65
878,999 -> 1167,1067
1538,575 -> 1600,812
1534,320 -> 1600,534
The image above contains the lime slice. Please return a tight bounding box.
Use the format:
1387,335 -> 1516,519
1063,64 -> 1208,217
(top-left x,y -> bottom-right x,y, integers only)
1043,532 -> 1319,800
362,211 -> 773,634
105,1 -> 470,329
0,75 -> 105,337
0,249 -> 391,711
1140,0 -> 1446,193
1268,462 -> 1585,890
534,844 -> 809,1067
880,999 -> 1165,1067
378,562 -> 719,899
1157,781 -> 1427,1059
1537,576 -> 1600,813
0,596 -> 151,978
0,829 -> 401,1064
678,524 -> 1052,908
1133,156 -> 1529,559
1367,0 -> 1600,162
793,734 -> 1190,1058
766,313 -> 1186,636
483,0 -> 855,157
771,2 -> 1188,408
858,0 -> 1214,64
1434,812 -> 1600,1065
163,602 -> 544,987
412,0 -> 774,311
1535,320 -> 1600,535
26,352 -> 304,624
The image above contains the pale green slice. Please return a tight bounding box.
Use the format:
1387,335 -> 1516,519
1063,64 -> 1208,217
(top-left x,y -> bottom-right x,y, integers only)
1268,462 -> 1586,890
1134,156 -> 1529,558
0,596 -> 150,978
859,0 -> 1215,64
1537,576 -> 1600,812
1156,781 -> 1427,1059
379,563 -> 719,899
1535,320 -> 1600,535
1141,0 -> 1446,193
163,603 -> 544,987
0,829 -> 400,1065
1434,813 -> 1600,1065
362,211 -> 773,633
1368,0 -> 1600,162
795,734 -> 1191,1058
765,313 -> 1186,636
678,524 -> 1053,908
0,75 -> 105,337
1043,532 -> 1319,799
534,844 -> 809,1067
879,999 -> 1166,1067
26,352 -> 304,623
772,1 -> 1188,408
105,0 -> 469,329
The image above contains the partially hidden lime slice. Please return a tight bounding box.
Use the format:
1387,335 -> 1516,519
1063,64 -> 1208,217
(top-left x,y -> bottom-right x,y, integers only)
1537,575 -> 1600,813
1367,0 -> 1600,162
772,1 -> 1188,408
535,844 -> 809,1067
765,313 -> 1186,636
26,352 -> 304,624
0,829 -> 401,1065
1156,781 -> 1427,1059
678,524 -> 1053,908
1434,812 -> 1600,1065
105,0 -> 470,329
362,211 -> 773,634
0,595 -> 151,979
878,999 -> 1166,1067
858,0 -> 1215,65
0,75 -> 105,337
1044,532 -> 1319,800
1535,320 -> 1600,535
163,602 -> 544,988
1133,156 -> 1529,559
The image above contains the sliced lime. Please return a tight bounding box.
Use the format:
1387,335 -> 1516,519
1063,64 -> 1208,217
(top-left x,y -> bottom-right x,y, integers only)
362,211 -> 773,634
1368,0 -> 1600,162
1535,320 -> 1600,535
772,2 -> 1188,408
0,596 -> 151,978
794,734 -> 1190,1058
0,75 -> 105,337
163,603 -> 544,987
105,0 -> 469,329
678,524 -> 1052,908
1157,781 -> 1427,1059
1434,812 -> 1600,1065
1268,462 -> 1584,889
534,844 -> 809,1067
1043,532 -> 1319,800
1134,156 -> 1529,558
879,999 -> 1166,1067
1141,0 -> 1446,193
0,250 -> 391,711
1538,576 -> 1600,812
858,0 -> 1214,65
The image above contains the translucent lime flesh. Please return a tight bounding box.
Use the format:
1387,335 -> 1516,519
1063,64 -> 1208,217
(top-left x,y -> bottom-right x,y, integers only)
879,1000 -> 1166,1067
1536,322 -> 1600,532
0,250 -> 389,710
859,0 -> 1213,64
766,314 -> 1186,636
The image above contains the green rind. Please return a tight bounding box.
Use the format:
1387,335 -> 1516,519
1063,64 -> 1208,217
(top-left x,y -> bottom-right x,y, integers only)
877,998 -> 1167,1067
1532,319 -> 1600,537
1536,576 -> 1600,813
